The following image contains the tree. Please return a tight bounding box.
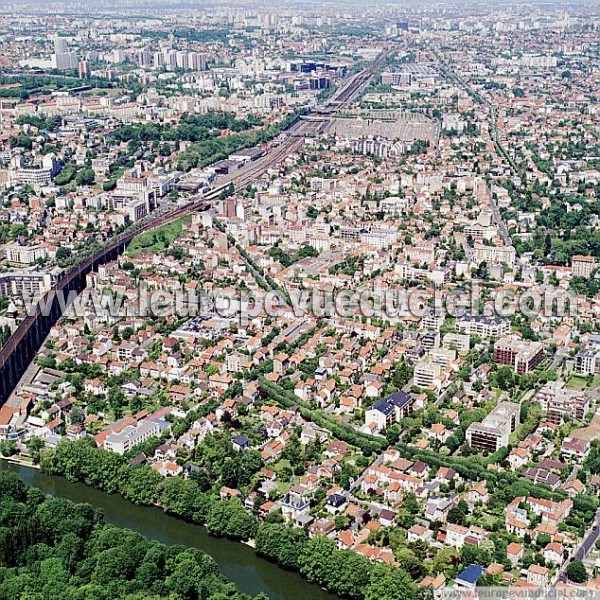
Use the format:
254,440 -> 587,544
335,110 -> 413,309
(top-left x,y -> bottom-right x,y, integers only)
75,168 -> 95,186
495,366 -> 515,391
566,560 -> 588,583
55,247 -> 72,263
24,437 -> 45,463
0,439 -> 17,457
0,471 -> 27,501
448,500 -> 469,526
256,523 -> 308,570
205,498 -> 258,540
364,564 -> 416,600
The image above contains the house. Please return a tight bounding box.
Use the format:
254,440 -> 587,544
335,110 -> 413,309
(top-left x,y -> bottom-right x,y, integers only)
220,486 -> 242,500
425,496 -> 454,523
463,481 -> 489,507
508,447 -> 529,470
325,493 -> 348,515
507,542 -> 525,567
309,518 -> 336,538
324,440 -> 350,458
152,461 -> 183,477
455,565 -> 484,589
506,516 -> 529,538
445,523 -> 470,548
378,509 -> 397,527
282,487 -> 310,524
435,466 -> 459,484
408,524 -> 433,543
560,437 -> 590,462
563,479 -> 586,497
231,434 -> 250,452
543,542 -> 564,565
527,565 -> 549,587
427,423 -> 451,443
419,574 -> 446,599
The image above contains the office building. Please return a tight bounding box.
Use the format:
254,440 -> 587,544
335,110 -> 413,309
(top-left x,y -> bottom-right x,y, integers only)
4,243 -> 47,265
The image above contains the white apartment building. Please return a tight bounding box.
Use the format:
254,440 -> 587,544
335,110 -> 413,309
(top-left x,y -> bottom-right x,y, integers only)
414,360 -> 442,389
457,316 -> 510,339
103,420 -> 160,455
4,243 -> 47,265
466,402 -> 520,452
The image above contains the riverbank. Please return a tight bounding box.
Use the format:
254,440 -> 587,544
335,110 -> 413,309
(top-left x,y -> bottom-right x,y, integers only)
0,454 -> 40,469
0,460 -> 338,600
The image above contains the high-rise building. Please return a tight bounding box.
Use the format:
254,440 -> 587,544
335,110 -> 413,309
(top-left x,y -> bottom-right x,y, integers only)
137,50 -> 151,67
78,60 -> 91,79
52,36 -> 78,70
112,49 -> 125,64
176,51 -> 189,70
188,52 -> 207,70
54,36 -> 69,54
153,52 -> 165,67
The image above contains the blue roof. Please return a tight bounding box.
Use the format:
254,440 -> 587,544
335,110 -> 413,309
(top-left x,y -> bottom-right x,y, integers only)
231,434 -> 249,445
456,564 -> 484,585
371,391 -> 412,416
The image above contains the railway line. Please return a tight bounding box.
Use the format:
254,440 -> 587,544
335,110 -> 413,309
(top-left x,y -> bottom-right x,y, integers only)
0,50 -> 387,404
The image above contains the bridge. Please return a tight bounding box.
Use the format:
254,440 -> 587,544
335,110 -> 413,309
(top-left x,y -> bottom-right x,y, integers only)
0,50 -> 389,405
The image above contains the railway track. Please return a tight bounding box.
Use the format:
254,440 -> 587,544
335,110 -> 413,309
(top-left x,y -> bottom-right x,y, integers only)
0,50 -> 388,402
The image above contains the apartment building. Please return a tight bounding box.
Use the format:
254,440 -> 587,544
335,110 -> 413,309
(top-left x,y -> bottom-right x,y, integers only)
472,244 -> 516,267
493,336 -> 544,374
414,360 -> 442,389
363,391 -> 415,432
4,243 -> 48,265
534,381 -> 589,424
572,255 -> 596,278
457,316 -> 510,339
442,332 -> 470,354
466,401 -> 520,452
104,419 -> 160,454
574,336 -> 600,375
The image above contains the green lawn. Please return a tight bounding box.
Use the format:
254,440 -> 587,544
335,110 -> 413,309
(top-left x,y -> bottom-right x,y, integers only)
126,215 -> 191,257
568,375 -> 600,390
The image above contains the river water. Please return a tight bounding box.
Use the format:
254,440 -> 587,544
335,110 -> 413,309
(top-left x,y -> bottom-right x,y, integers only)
0,461 -> 338,600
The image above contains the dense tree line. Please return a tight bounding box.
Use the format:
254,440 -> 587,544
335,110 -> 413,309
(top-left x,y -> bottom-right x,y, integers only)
0,471 -> 259,600
0,75 -> 114,99
39,439 -> 430,599
16,115 -> 61,132
258,377 -> 385,455
109,113 -> 262,145
256,526 -> 431,600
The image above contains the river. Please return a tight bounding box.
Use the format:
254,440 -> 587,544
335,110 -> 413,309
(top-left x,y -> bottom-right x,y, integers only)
0,461 -> 338,600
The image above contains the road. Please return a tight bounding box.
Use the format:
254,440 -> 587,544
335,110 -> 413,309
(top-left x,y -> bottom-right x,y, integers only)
557,507 -> 600,583
435,51 -> 514,247
0,50 -> 389,404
